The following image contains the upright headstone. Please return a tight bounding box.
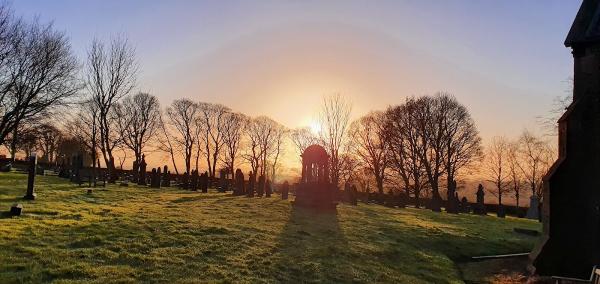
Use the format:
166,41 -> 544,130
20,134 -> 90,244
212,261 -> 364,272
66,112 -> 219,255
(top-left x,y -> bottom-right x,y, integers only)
257,175 -> 265,197
265,179 -> 272,197
162,166 -> 170,187
201,171 -> 209,193
446,180 -> 459,214
460,197 -> 470,213
138,155 -> 147,186
281,180 -> 289,200
234,169 -> 245,196
474,184 -> 486,215
24,155 -> 37,200
150,168 -> 157,188
132,160 -> 139,183
525,195 -> 540,220
247,171 -> 255,197
218,169 -> 227,192
191,170 -> 199,191
182,172 -> 189,189
156,167 -> 162,188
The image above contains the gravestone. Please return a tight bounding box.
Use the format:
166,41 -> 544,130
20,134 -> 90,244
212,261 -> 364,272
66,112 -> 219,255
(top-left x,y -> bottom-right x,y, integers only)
460,197 -> 470,213
474,184 -> 486,215
265,179 -> 272,197
182,172 -> 189,189
446,180 -> 459,214
132,160 -> 138,183
190,170 -> 199,191
247,171 -> 255,197
162,166 -> 170,187
138,155 -> 147,186
218,169 -> 227,192
281,181 -> 289,200
257,175 -> 265,197
234,169 -> 245,196
526,195 -> 540,220
10,203 -> 22,216
150,168 -> 157,188
156,167 -> 162,188
24,155 -> 37,200
201,171 -> 209,193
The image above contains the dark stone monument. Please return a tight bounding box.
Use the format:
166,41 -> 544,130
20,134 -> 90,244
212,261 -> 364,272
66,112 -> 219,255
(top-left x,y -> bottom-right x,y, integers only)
446,180 -> 459,214
155,167 -> 162,188
190,170 -> 199,191
218,168 -> 227,192
234,169 -> 245,196
201,171 -> 209,193
247,171 -> 255,197
265,179 -> 272,197
525,195 -> 540,220
150,168 -> 157,188
10,203 -> 22,216
531,1 -> 600,277
293,144 -> 337,210
257,175 -> 265,197
474,184 -> 486,215
460,197 -> 470,213
181,172 -> 189,189
24,155 -> 37,200
348,184 -> 358,206
162,166 -> 170,187
138,155 -> 147,186
281,181 -> 289,200
132,160 -> 138,183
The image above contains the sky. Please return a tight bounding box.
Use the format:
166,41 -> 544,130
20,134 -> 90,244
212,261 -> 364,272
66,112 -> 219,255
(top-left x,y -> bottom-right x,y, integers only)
8,0 -> 582,173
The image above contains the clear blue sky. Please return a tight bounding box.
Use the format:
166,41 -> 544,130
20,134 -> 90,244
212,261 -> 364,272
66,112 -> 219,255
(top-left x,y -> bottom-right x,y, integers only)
11,0 -> 582,140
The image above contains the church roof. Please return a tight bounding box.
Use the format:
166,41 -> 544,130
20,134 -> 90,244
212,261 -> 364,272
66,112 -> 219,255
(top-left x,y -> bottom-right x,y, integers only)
565,0 -> 600,47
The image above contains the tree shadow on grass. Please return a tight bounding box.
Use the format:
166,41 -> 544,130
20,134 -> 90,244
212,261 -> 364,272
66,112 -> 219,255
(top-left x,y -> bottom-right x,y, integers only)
272,205 -> 354,283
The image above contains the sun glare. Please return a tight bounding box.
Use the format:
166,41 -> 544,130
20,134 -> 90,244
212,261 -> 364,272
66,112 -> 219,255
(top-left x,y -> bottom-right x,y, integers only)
310,120 -> 322,134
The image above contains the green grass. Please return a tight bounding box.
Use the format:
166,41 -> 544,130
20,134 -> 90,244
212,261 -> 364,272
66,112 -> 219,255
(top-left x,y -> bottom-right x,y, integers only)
0,172 -> 541,283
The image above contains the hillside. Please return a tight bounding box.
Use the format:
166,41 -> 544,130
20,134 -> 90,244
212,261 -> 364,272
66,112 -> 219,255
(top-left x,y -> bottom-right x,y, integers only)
0,173 -> 541,283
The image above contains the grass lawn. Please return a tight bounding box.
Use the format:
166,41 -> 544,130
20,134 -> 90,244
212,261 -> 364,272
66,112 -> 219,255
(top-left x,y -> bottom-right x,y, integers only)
0,172 -> 541,283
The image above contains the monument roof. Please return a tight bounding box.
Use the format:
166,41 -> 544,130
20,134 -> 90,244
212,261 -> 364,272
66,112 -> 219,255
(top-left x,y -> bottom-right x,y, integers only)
565,0 -> 600,47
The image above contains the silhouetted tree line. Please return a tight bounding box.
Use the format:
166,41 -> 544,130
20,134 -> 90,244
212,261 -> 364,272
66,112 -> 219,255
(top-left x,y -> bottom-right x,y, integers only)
0,2 -> 556,213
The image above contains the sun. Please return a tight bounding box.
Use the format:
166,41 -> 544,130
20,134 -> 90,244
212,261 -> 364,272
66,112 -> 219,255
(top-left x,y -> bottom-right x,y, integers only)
310,120 -> 322,134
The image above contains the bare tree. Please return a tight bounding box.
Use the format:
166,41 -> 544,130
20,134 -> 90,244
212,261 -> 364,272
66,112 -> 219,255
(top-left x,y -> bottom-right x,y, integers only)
165,99 -> 199,174
157,113 -> 179,174
484,136 -> 510,208
319,94 -> 352,187
197,103 -> 230,177
86,37 -> 137,181
348,111 -> 389,195
242,116 -> 284,179
268,123 -> 287,182
0,7 -> 80,147
64,101 -> 100,185
114,92 -> 160,168
386,100 -> 428,207
37,123 -> 63,163
518,130 -> 554,199
290,127 -> 319,159
438,93 -> 482,196
220,112 -> 246,179
507,140 -> 524,210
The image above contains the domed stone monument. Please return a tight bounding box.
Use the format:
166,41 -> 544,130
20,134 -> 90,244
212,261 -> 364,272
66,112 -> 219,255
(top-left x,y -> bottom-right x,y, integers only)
293,144 -> 337,210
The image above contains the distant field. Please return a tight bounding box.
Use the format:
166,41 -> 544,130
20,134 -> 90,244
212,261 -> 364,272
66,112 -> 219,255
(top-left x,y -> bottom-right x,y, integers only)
0,172 -> 541,283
